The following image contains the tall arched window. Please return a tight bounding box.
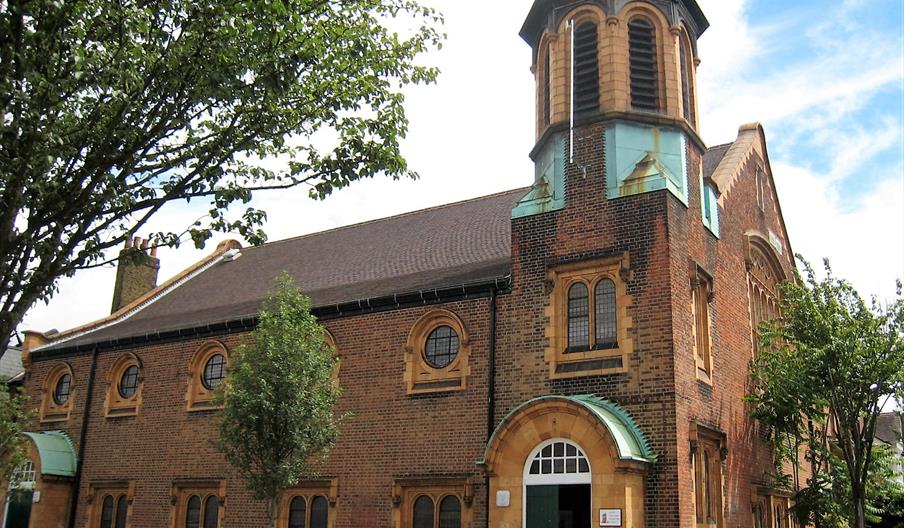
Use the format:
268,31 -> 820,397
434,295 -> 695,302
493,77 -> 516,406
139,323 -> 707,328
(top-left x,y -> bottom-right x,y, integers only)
628,17 -> 659,111
413,496 -> 434,528
203,495 -> 219,528
573,21 -> 599,116
288,497 -> 306,528
101,496 -> 115,528
185,496 -> 201,528
543,44 -> 552,128
679,33 -> 696,126
594,279 -> 617,347
310,496 -> 328,528
115,495 -> 128,528
438,496 -> 461,528
567,283 -> 590,351
747,237 -> 785,356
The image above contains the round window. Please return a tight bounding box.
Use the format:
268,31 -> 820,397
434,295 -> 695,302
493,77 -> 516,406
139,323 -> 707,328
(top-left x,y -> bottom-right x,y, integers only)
424,326 -> 460,369
118,365 -> 140,398
202,354 -> 227,390
53,373 -> 71,405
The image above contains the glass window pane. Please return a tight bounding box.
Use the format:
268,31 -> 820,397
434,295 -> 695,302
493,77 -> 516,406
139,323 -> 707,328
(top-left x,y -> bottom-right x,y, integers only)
594,279 -> 617,347
541,445 -> 552,457
101,495 -> 114,528
185,496 -> 201,528
115,495 -> 128,528
119,365 -> 140,398
529,460 -> 540,474
202,355 -> 227,390
54,373 -> 71,405
553,459 -> 564,474
438,496 -> 461,528
578,458 -> 590,473
413,496 -> 434,528
566,444 -> 577,456
203,495 -> 219,528
424,326 -> 459,369
566,458 -> 577,473
553,442 -> 564,457
568,283 -> 590,350
310,496 -> 328,528
288,497 -> 306,528
541,460 -> 552,474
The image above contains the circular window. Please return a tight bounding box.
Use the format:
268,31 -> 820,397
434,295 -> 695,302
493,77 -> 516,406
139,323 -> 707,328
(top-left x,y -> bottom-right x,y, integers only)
202,354 -> 227,390
53,373 -> 71,405
424,326 -> 460,369
118,365 -> 140,398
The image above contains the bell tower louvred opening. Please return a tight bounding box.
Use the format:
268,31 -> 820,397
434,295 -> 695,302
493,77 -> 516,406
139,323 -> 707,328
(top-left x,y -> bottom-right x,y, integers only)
628,17 -> 659,112
572,21 -> 600,117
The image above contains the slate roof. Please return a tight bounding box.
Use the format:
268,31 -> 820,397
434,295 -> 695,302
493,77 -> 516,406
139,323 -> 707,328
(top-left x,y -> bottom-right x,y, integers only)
0,346 -> 23,381
703,142 -> 732,186
41,188 -> 526,351
38,143 -> 734,353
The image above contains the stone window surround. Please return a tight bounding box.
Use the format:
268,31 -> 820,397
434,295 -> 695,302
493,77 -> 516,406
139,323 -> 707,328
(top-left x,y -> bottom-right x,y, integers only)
86,480 -> 136,528
690,263 -> 715,384
40,362 -> 74,423
104,353 -> 143,418
392,476 -> 473,528
186,341 -> 230,412
170,480 -> 226,528
277,478 -> 339,528
690,424 -> 726,528
544,253 -> 634,379
404,309 -> 471,395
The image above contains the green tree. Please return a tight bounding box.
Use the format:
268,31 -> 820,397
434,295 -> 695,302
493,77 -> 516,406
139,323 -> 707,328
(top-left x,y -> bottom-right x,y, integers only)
0,0 -> 443,355
749,258 -> 904,528
0,383 -> 32,487
216,272 -> 341,528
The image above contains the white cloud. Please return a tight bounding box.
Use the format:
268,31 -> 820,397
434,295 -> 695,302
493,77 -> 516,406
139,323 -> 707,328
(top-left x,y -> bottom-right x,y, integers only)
19,0 -> 904,339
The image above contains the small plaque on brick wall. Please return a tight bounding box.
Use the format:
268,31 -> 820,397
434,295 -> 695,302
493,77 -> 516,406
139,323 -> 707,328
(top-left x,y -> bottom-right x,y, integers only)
599,508 -> 622,527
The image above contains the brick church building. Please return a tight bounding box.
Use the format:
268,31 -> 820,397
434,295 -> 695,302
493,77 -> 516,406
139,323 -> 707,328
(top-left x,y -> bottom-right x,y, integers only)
9,0 -> 800,527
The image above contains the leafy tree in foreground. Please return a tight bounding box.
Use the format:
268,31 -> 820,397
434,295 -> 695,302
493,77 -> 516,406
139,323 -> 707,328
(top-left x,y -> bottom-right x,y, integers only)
0,382 -> 32,487
216,273 -> 341,528
749,258 -> 904,528
0,0 -> 443,355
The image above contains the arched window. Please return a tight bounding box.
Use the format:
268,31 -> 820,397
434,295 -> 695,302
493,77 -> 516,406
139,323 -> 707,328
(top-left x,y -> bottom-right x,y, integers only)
115,495 -> 128,528
573,21 -> 600,116
203,495 -> 219,528
310,496 -> 328,528
594,279 -> 617,347
413,496 -> 435,528
105,354 -> 143,417
288,497 -> 306,528
567,283 -> 590,351
526,440 -> 591,480
41,363 -> 74,423
628,17 -> 659,111
438,496 -> 461,528
679,34 -> 696,126
101,496 -> 114,528
543,44 -> 552,128
185,495 -> 201,528
188,342 -> 230,410
746,237 -> 785,357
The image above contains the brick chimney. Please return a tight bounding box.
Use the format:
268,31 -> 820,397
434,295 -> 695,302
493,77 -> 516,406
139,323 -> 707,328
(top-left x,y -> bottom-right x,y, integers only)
110,236 -> 160,313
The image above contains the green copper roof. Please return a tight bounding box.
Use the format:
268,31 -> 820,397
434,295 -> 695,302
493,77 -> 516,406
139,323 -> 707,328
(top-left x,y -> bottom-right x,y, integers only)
24,431 -> 76,478
484,395 -> 657,464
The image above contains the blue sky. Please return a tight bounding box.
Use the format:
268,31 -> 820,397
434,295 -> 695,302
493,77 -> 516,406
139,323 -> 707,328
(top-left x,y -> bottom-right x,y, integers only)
21,0 -> 904,335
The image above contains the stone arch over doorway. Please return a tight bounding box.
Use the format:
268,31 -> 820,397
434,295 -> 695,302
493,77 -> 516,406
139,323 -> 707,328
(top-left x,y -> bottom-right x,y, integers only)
481,395 -> 655,528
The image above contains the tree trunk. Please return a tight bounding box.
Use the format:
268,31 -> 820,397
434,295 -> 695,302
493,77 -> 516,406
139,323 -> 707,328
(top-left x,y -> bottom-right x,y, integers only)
852,482 -> 867,528
269,496 -> 278,528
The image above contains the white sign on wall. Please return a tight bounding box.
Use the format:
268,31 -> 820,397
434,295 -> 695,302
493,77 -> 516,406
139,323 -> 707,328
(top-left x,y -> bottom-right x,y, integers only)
599,508 -> 622,527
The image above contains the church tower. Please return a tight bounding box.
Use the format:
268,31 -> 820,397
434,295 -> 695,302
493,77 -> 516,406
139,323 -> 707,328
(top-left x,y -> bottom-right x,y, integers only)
512,0 -> 712,220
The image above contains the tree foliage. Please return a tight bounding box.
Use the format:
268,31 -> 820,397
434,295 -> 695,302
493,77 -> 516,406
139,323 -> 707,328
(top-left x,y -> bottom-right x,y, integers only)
749,258 -> 904,528
0,0 -> 443,354
0,383 -> 32,487
216,272 -> 341,527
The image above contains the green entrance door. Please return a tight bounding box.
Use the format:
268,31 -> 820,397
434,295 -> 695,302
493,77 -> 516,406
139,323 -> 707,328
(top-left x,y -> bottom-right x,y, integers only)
5,489 -> 33,528
526,484 -> 591,528
526,485 -> 558,528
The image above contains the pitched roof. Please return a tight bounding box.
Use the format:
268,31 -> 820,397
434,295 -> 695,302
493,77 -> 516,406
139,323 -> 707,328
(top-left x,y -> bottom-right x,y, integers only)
703,142 -> 732,182
40,188 -> 527,352
876,412 -> 903,446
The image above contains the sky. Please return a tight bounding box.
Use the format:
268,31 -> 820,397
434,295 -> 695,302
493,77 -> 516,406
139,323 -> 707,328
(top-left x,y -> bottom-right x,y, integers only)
18,0 -> 904,339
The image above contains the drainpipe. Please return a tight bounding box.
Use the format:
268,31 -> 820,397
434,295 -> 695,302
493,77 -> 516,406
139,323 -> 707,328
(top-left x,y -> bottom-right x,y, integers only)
485,288 -> 498,528
68,346 -> 99,528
